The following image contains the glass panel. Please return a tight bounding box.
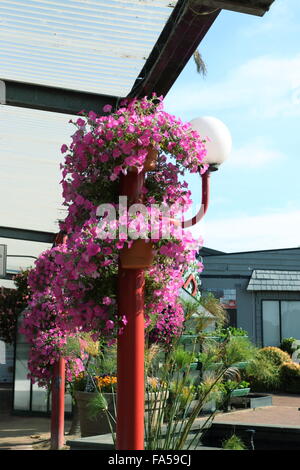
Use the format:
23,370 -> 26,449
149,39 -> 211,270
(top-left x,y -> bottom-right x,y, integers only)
262,300 -> 280,347
281,301 -> 300,340
31,382 -> 49,413
13,341 -> 31,411
0,342 -> 14,383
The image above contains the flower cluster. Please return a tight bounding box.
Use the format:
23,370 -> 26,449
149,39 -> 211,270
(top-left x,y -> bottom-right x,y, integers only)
21,95 -> 206,386
147,305 -> 185,350
95,375 -> 117,392
60,95 -> 207,232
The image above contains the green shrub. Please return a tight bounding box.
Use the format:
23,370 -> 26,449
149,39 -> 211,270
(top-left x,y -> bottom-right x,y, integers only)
280,338 -> 299,357
218,380 -> 250,395
280,362 -> 300,394
222,434 -> 246,450
220,336 -> 256,368
259,347 -> 291,366
218,326 -> 248,338
243,348 -> 285,392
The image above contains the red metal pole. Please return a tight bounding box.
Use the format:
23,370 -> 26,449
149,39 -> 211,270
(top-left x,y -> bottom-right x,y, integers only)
116,170 -> 145,450
51,357 -> 66,450
50,232 -> 67,450
117,268 -> 145,449
182,168 -> 211,228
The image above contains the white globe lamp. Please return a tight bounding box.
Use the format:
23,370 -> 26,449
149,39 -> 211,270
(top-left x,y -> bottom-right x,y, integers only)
189,116 -> 232,169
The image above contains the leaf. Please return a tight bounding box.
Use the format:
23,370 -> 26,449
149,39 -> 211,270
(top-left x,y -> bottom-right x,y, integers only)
193,50 -> 207,76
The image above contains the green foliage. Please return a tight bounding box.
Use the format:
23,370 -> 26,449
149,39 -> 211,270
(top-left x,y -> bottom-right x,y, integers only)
168,383 -> 197,411
144,335 -> 238,450
13,269 -> 32,297
0,269 -> 31,344
280,338 -> 299,356
171,346 -> 197,370
259,346 -> 291,366
217,379 -> 250,412
63,336 -> 83,358
143,328 -> 258,450
199,292 -> 228,330
220,336 -> 256,368
69,337 -> 117,395
222,434 -> 247,450
87,391 -> 116,446
87,392 -> 109,417
280,362 -> 300,394
243,347 -> 289,392
218,380 -> 250,395
215,326 -> 248,338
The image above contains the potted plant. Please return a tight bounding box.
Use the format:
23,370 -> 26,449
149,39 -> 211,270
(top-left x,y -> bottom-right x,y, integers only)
218,380 -> 250,412
74,373 -> 117,437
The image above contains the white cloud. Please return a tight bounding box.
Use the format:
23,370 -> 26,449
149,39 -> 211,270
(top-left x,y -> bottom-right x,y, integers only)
166,55 -> 300,119
191,208 -> 300,253
225,138 -> 285,169
241,0 -> 298,38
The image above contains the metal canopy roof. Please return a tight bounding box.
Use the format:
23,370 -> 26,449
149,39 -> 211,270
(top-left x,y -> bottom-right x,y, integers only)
0,0 -> 176,97
0,0 -> 276,279
247,270 -> 300,292
0,0 -> 275,114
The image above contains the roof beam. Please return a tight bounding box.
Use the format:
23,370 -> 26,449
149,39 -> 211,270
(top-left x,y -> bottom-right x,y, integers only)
129,0 -> 275,99
0,226 -> 55,244
197,0 -> 275,17
128,0 -> 221,99
0,79 -> 120,115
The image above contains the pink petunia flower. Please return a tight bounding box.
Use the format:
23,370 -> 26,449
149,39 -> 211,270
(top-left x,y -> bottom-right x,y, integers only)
103,104 -> 112,113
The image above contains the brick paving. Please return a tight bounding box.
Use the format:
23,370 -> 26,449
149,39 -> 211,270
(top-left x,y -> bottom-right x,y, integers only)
214,393 -> 300,427
0,391 -> 300,449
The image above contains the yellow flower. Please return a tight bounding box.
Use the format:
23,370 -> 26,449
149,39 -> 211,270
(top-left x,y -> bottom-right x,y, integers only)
75,371 -> 85,381
95,375 -> 117,391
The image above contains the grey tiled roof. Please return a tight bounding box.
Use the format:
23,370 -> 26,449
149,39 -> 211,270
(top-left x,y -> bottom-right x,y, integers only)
247,270 -> 300,291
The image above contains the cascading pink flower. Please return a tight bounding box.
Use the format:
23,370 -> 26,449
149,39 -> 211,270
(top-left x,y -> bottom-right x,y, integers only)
22,95 -> 206,385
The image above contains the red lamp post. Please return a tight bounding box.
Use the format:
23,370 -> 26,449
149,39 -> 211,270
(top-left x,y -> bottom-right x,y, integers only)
116,169 -> 147,450
115,167 -> 212,450
50,357 -> 66,450
115,116 -> 231,450
50,117 -> 231,451
50,232 -> 67,451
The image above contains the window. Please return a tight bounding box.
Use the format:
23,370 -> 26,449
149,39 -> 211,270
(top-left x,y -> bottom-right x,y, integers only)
262,300 -> 300,346
281,301 -> 300,340
262,301 -> 280,347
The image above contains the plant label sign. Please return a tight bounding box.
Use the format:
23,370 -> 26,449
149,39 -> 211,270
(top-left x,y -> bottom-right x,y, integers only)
0,244 -> 7,278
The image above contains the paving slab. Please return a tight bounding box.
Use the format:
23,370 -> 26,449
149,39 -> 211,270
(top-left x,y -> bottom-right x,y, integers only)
0,392 -> 299,449
214,393 -> 300,427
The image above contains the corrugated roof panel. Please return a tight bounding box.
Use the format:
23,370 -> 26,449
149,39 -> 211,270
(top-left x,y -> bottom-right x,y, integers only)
0,0 -> 177,96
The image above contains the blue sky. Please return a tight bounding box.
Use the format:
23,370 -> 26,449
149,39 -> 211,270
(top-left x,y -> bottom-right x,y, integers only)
1,0 -> 300,281
164,0 -> 300,252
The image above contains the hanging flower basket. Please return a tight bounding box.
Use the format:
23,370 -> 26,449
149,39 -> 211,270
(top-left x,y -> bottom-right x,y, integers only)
144,146 -> 158,172
120,239 -> 154,269
21,95 -> 208,384
128,146 -> 158,174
